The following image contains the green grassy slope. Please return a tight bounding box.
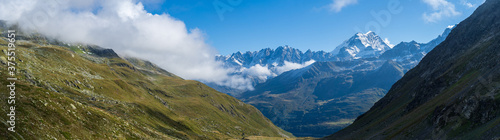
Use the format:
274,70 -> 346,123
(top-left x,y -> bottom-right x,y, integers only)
0,33 -> 293,139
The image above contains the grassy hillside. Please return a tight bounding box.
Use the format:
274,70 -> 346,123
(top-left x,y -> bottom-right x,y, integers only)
0,32 -> 293,139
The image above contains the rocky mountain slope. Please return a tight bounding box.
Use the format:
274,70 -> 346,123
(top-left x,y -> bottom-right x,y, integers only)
238,27 -> 454,137
0,28 -> 293,139
326,0 -> 500,139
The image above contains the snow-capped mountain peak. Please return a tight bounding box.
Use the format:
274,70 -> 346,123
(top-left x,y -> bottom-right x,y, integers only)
332,31 -> 391,59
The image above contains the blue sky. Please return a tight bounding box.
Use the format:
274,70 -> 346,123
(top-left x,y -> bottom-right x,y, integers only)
0,0 -> 485,88
141,0 -> 483,55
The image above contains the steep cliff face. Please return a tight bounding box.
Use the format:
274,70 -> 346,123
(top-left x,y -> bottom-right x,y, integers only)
0,29 -> 293,139
326,0 -> 500,139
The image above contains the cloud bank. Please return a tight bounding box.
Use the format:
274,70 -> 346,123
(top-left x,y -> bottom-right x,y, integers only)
328,0 -> 358,13
422,0 -> 461,23
0,0 -> 256,90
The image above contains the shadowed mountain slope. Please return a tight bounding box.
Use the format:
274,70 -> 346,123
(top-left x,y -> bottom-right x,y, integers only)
326,0 -> 500,139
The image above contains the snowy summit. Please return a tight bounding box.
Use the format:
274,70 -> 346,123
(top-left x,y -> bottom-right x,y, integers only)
332,31 -> 392,59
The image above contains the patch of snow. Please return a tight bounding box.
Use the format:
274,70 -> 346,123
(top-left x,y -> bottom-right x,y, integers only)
447,25 -> 455,29
233,59 -> 243,66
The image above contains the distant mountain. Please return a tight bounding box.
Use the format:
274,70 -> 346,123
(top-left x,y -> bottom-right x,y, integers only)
213,46 -> 334,96
326,0 -> 500,139
211,28 -> 456,96
380,25 -> 456,67
0,26 -> 293,139
423,25 -> 455,53
238,27 -> 455,137
217,46 -> 307,68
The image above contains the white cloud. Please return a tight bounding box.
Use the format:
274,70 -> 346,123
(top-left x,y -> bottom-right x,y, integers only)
0,0 -> 255,90
328,0 -> 358,13
422,0 -> 461,23
243,64 -> 275,81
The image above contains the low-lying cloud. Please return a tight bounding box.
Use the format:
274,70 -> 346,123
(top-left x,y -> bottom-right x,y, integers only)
239,60 -> 316,82
243,64 -> 275,81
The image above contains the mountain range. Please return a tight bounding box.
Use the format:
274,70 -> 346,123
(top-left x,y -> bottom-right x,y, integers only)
327,0 -> 500,139
213,26 -> 454,96
211,26 -> 455,137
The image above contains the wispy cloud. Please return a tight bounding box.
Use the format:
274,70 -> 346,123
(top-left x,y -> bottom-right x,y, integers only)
422,0 -> 461,23
460,0 -> 485,8
328,0 -> 358,13
462,1 -> 475,8
0,0 -> 256,90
